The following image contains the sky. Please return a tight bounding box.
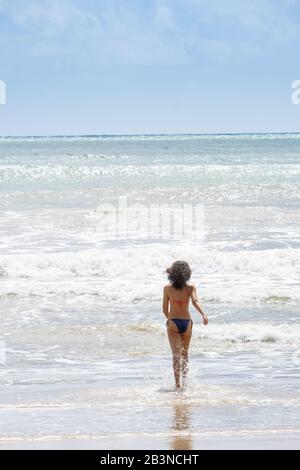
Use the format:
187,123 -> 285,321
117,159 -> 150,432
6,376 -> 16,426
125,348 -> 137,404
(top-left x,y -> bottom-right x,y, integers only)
0,0 -> 300,135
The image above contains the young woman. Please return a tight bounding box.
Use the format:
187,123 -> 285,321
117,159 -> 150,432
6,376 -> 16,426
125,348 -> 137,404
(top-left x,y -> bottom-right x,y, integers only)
163,260 -> 208,389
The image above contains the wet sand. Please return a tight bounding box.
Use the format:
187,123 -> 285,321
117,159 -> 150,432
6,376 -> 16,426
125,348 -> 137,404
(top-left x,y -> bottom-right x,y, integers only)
0,433 -> 299,450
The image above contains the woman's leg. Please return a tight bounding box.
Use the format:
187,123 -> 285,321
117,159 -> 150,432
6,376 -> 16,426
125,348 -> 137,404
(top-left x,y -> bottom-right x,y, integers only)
167,321 -> 182,388
181,322 -> 193,387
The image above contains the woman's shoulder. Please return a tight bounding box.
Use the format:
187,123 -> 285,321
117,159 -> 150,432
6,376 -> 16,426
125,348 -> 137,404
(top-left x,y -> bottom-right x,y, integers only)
188,283 -> 196,291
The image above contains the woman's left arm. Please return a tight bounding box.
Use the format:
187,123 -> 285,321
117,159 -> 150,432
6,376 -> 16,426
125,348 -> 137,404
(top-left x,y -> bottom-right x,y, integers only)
162,286 -> 169,319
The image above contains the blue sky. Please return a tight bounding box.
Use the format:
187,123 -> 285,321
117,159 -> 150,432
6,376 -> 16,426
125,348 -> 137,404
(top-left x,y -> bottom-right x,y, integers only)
0,0 -> 300,135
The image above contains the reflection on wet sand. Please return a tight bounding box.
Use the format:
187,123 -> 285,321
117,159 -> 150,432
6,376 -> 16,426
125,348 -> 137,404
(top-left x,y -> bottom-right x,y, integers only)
169,399 -> 193,450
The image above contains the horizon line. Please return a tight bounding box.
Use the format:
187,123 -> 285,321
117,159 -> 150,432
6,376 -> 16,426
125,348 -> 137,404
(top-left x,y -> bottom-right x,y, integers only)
1,131 -> 300,139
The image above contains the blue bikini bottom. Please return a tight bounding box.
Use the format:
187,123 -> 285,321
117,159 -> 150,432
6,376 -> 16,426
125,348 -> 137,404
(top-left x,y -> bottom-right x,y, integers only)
168,319 -> 192,334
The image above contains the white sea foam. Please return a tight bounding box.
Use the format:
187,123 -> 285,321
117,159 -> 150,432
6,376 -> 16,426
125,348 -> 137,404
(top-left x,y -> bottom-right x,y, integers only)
0,382 -> 299,410
0,246 -> 299,303
1,163 -> 300,182
5,321 -> 300,358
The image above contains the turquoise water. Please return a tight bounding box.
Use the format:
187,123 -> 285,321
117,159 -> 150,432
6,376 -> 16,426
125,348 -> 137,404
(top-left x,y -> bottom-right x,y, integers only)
0,134 -> 299,445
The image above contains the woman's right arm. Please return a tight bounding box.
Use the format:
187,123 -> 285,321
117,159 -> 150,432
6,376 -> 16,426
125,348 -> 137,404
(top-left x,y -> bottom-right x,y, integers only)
191,285 -> 208,325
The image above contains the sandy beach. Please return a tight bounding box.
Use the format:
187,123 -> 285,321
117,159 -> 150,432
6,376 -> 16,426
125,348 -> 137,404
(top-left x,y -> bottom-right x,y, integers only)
0,432 -> 299,450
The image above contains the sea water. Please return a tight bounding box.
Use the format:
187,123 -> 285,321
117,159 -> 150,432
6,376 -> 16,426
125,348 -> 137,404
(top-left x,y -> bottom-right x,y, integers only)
0,134 -> 299,445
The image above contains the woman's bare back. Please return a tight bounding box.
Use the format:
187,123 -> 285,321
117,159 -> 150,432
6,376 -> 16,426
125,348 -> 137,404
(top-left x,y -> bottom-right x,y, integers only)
166,285 -> 193,319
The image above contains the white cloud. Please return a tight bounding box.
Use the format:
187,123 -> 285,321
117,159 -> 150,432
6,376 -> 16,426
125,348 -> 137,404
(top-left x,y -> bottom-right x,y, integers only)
0,0 -> 191,65
155,0 -> 177,31
0,0 -> 299,66
180,0 -> 300,50
0,0 -> 97,31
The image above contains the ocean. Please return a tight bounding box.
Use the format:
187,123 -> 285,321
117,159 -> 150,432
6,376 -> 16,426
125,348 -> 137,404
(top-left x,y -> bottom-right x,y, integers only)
0,134 -> 299,448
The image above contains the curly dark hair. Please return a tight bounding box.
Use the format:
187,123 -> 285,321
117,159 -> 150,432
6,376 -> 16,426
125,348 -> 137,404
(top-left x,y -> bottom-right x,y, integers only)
167,260 -> 192,290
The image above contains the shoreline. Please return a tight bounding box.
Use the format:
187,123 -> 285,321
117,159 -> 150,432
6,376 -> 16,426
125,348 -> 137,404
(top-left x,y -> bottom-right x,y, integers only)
0,432 -> 299,450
